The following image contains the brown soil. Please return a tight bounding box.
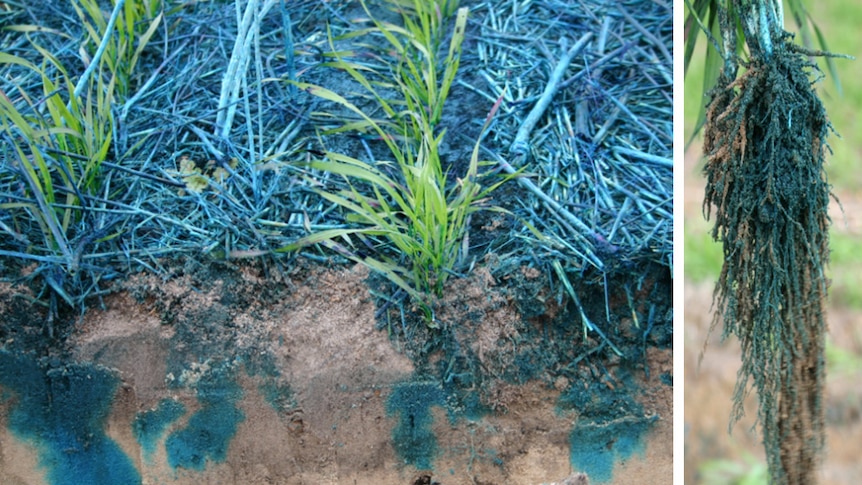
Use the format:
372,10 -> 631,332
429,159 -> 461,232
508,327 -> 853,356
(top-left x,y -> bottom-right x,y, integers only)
0,259 -> 671,484
684,143 -> 862,484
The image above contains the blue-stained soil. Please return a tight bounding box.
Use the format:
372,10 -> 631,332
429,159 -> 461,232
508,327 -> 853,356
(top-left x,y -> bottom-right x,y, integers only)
165,360 -> 245,471
370,260 -> 671,477
133,398 -> 187,463
147,269 -> 294,472
0,256 -> 670,481
0,349 -> 141,485
568,417 -> 654,483
558,370 -> 658,483
386,380 -> 447,469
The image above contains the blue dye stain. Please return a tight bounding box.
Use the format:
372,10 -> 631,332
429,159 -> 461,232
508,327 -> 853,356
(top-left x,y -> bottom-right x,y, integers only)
165,363 -> 245,471
259,381 -> 296,414
133,398 -> 186,463
569,417 -> 655,484
456,390 -> 486,422
0,349 -> 141,485
660,372 -> 672,386
558,372 -> 657,483
386,381 -> 446,470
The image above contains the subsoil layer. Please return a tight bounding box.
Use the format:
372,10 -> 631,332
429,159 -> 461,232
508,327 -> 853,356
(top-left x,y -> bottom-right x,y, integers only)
0,259 -> 671,484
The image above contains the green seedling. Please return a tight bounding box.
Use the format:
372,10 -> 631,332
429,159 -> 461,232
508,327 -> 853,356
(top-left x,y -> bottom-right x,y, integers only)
0,0 -> 165,310
0,48 -> 114,238
318,0 -> 467,147
0,0 -> 156,317
279,3 -> 517,323
74,0 -> 163,98
280,84 -> 512,323
1,0 -> 162,242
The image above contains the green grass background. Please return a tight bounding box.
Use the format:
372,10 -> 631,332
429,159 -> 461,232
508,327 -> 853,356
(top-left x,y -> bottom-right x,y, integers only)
683,0 -> 862,309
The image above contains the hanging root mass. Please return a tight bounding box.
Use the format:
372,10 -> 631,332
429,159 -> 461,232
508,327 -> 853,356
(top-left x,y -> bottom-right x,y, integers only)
703,42 -> 831,485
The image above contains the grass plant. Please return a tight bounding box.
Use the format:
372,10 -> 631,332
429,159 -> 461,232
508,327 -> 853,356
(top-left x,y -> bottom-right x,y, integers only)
683,0 -> 845,146
313,0 -> 468,149
0,0 -> 161,218
0,48 -> 121,324
74,0 -> 163,99
279,1 -> 515,323
0,48 -> 115,246
0,0 -> 162,320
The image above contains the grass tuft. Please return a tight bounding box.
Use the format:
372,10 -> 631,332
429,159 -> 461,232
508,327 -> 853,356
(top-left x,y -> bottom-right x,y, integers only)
278,1 -> 515,323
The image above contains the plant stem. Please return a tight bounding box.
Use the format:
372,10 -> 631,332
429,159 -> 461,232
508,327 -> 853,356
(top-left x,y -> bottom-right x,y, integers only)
509,32 -> 592,165
73,0 -> 126,99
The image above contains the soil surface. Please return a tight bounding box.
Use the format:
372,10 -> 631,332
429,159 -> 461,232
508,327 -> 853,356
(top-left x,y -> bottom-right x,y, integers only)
684,143 -> 862,484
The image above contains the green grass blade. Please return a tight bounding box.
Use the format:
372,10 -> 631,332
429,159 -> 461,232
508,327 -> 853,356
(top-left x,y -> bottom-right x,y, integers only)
684,0 -> 712,77
131,12 -> 162,74
810,21 -> 842,95
687,2 -> 723,146
290,81 -> 403,162
278,227 -> 368,251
